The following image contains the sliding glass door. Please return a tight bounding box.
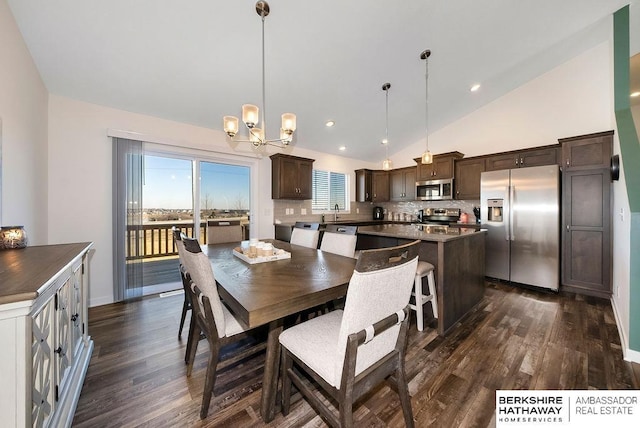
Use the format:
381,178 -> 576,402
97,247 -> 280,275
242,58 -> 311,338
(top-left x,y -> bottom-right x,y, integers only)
113,139 -> 253,300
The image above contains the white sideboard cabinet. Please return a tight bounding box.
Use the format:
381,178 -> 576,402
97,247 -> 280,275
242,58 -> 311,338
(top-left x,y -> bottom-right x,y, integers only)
0,242 -> 94,428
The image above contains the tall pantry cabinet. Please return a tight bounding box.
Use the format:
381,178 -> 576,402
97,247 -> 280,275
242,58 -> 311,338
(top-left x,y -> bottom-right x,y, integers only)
559,130 -> 614,298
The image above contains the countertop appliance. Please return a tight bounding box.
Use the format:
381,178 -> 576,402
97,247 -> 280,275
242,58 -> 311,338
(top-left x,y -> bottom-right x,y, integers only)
480,165 -> 560,290
416,207 -> 460,225
373,206 -> 384,220
416,178 -> 454,201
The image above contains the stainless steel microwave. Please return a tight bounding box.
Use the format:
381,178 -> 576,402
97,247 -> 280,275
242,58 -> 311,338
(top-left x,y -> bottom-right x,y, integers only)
416,178 -> 454,200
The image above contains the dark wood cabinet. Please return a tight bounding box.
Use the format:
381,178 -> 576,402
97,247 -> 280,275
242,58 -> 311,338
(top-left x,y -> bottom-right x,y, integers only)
485,146 -> 558,171
355,169 -> 389,203
559,131 -> 613,298
372,170 -> 390,202
415,152 -> 463,181
355,169 -> 373,202
454,157 -> 485,200
560,130 -> 613,170
270,154 -> 314,199
390,167 -> 416,201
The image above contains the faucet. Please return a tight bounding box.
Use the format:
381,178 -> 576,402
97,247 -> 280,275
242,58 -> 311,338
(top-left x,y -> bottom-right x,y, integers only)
334,204 -> 340,222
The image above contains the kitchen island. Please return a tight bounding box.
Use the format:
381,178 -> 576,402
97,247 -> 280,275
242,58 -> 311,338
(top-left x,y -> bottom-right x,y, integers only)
357,224 -> 486,335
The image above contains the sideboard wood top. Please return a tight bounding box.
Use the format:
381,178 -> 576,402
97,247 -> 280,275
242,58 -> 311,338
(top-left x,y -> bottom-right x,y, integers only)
0,242 -> 92,305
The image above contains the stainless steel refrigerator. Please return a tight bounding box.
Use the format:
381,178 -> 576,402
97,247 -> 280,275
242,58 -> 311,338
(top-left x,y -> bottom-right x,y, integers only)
480,164 -> 560,290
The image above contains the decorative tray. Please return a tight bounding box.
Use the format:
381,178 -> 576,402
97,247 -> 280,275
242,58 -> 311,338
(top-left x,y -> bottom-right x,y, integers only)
232,248 -> 291,264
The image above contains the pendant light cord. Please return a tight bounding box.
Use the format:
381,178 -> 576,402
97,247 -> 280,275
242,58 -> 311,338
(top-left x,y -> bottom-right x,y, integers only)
424,54 -> 429,152
261,12 -> 267,140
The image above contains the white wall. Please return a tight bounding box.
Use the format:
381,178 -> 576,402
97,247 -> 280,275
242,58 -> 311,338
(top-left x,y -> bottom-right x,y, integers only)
47,95 -> 375,307
390,41 -> 616,168
0,0 -> 48,242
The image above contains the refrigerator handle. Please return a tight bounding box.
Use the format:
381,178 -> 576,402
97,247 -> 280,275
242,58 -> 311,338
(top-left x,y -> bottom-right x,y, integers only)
509,185 -> 515,241
504,185 -> 510,241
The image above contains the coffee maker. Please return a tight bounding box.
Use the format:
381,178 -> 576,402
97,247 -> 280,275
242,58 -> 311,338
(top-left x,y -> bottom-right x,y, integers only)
373,206 -> 384,220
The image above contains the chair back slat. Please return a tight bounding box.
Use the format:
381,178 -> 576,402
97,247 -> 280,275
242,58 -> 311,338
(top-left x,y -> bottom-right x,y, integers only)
294,221 -> 320,231
324,224 -> 357,235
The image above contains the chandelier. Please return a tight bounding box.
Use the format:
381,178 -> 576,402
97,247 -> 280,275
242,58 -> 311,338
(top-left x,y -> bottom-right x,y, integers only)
223,1 -> 296,148
420,49 -> 433,164
382,82 -> 392,171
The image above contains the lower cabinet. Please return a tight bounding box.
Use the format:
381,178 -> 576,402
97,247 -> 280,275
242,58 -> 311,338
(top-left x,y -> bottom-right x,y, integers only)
0,243 -> 93,428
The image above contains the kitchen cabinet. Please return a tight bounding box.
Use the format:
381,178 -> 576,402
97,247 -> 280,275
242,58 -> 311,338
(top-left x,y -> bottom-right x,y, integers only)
355,169 -> 389,203
485,146 -> 558,171
270,154 -> 314,199
390,167 -> 416,201
0,243 -> 93,428
559,131 -> 613,298
414,152 -> 463,181
355,169 -> 372,202
372,170 -> 390,202
454,157 -> 486,200
561,130 -> 613,170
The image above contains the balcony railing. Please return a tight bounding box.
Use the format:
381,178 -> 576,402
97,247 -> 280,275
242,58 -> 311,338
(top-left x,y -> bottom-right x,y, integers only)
125,219 -> 249,261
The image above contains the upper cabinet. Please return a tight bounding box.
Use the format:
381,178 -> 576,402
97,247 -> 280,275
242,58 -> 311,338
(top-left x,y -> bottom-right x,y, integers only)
390,167 -> 416,201
454,157 -> 486,200
414,152 -> 463,181
355,169 -> 372,202
485,146 -> 559,171
560,130 -> 614,170
270,154 -> 314,199
355,169 -> 390,203
372,170 -> 390,202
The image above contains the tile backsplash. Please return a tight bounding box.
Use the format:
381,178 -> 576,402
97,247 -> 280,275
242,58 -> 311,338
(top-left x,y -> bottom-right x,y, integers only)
273,199 -> 481,224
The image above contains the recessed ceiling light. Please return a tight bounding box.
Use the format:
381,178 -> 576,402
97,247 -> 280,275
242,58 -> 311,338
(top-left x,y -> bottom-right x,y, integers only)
631,91 -> 640,98
470,84 -> 481,92
339,146 -> 346,151
381,139 -> 389,145
325,120 -> 335,127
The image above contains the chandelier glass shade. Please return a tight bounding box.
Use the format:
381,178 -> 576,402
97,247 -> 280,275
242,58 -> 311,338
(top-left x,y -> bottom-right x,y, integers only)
421,49 -> 433,164
382,82 -> 392,171
223,1 -> 296,148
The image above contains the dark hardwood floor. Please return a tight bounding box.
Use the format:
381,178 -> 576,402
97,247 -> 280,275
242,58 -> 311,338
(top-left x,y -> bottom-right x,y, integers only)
73,281 -> 638,427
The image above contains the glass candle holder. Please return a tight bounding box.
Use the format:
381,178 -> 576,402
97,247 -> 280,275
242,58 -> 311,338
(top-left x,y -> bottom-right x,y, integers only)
1,226 -> 28,249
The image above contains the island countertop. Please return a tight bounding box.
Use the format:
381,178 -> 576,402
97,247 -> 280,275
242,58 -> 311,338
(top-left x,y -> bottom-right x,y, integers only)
357,224 -> 485,243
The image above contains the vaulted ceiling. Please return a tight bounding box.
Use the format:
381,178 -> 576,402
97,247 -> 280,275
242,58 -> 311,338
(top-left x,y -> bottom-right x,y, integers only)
7,0 -> 634,162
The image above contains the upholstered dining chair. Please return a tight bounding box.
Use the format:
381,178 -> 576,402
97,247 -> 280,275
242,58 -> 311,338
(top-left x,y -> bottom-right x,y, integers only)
279,240 -> 421,428
180,236 -> 267,419
207,220 -> 243,244
319,225 -> 358,258
290,222 -> 321,249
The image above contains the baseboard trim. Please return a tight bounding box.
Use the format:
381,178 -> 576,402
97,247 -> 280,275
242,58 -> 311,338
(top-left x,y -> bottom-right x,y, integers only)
611,296 -> 640,363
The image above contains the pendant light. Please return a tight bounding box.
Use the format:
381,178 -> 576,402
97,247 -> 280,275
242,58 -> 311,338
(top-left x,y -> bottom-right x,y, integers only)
420,49 -> 433,164
223,1 -> 296,148
382,82 -> 392,171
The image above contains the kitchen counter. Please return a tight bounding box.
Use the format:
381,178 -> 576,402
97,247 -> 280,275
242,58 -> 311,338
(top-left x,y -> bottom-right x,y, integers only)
357,224 -> 484,242
356,224 -> 486,336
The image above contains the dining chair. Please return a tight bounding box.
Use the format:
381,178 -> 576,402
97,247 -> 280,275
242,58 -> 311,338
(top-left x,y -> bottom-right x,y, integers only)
320,225 -> 358,258
172,228 -> 193,343
180,236 -> 267,419
290,222 -> 320,248
207,220 -> 243,244
279,240 -> 421,428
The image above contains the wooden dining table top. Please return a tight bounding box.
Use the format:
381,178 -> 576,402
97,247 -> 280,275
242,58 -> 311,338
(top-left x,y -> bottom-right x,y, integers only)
202,239 -> 357,329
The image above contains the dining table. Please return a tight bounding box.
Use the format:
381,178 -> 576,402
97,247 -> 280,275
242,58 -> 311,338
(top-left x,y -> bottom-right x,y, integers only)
202,239 -> 357,422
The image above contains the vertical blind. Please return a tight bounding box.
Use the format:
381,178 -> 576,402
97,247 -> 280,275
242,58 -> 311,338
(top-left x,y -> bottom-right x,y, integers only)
312,170 -> 347,211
